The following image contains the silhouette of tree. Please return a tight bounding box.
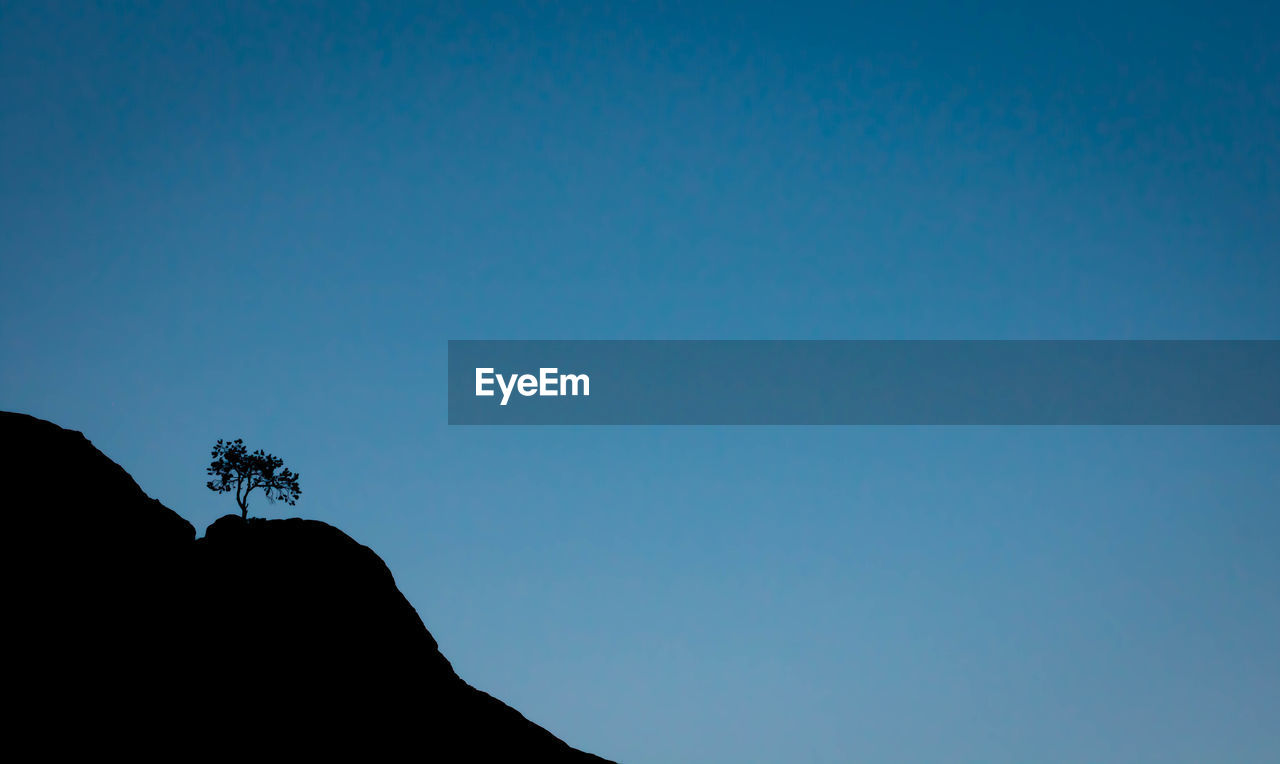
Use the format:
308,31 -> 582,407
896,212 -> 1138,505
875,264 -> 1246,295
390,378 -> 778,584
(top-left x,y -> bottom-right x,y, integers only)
206,438 -> 301,520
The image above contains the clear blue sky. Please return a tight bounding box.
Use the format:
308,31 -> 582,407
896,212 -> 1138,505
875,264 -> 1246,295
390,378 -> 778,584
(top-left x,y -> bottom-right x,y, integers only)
2,2 -> 1278,761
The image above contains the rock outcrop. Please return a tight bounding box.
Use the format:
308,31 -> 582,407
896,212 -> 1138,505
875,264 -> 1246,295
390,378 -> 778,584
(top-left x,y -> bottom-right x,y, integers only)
3,411 -> 612,761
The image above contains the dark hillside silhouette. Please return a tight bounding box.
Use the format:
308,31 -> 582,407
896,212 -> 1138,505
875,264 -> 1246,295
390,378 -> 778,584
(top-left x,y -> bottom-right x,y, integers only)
3,411 -> 613,761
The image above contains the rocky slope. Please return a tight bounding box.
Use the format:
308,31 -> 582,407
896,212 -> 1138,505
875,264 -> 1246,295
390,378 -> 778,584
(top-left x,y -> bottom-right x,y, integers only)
3,411 -> 612,760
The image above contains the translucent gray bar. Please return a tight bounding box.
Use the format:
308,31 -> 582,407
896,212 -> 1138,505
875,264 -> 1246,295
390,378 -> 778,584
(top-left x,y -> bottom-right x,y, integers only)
448,341 -> 1280,425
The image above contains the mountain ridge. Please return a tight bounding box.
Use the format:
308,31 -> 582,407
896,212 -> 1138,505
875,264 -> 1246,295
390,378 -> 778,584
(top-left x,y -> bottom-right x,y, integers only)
3,411 -> 613,761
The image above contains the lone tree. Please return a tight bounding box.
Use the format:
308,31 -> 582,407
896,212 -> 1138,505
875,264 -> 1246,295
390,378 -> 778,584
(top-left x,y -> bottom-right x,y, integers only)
206,438 -> 301,520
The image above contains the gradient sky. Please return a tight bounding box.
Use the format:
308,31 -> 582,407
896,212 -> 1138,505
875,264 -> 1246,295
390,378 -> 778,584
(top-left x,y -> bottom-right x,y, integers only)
2,2 -> 1278,761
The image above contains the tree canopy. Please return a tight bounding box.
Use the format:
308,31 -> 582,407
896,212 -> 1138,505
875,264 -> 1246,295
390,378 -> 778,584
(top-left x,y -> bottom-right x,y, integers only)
206,438 -> 301,520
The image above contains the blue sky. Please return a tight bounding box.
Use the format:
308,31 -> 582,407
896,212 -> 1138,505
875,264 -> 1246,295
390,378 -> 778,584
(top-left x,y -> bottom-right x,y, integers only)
2,2 -> 1278,761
